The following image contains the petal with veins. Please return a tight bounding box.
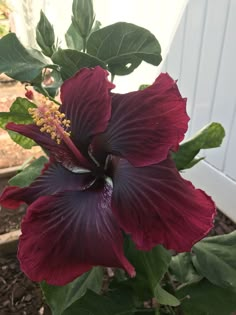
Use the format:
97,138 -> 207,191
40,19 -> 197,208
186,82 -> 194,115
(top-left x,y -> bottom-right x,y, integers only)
96,73 -> 188,167
60,66 -> 114,152
112,157 -> 216,252
0,162 -> 94,209
18,184 -> 135,285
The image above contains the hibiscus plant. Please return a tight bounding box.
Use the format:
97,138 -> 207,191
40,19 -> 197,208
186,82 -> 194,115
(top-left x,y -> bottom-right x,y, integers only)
0,1 -> 235,315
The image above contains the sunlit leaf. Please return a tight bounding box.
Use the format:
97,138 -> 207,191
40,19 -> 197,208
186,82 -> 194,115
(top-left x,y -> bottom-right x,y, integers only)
0,97 -> 37,148
172,122 -> 225,170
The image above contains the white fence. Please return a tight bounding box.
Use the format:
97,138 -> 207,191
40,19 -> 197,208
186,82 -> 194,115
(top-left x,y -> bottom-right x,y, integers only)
162,0 -> 236,221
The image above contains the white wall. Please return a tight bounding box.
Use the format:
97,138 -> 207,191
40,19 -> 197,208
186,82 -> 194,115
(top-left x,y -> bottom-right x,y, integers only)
163,0 -> 236,221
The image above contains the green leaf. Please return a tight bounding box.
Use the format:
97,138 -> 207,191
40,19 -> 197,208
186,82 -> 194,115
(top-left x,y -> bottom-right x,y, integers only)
172,122 -> 225,170
9,156 -> 48,187
72,0 -> 95,38
63,289 -> 135,315
41,267 -> 103,315
154,284 -> 180,307
139,84 -> 150,91
169,253 -> 203,285
36,10 -> 56,57
52,49 -> 106,80
0,97 -> 37,149
192,231 -> 236,291
124,238 -> 171,300
176,279 -> 236,315
0,33 -> 47,81
87,22 -> 162,75
65,23 -> 83,51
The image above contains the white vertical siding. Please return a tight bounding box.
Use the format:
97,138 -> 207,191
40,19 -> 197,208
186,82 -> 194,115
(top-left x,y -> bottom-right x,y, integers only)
164,0 -> 236,220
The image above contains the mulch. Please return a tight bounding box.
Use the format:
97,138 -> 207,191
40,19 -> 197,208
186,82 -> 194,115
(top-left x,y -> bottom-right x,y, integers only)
0,255 -> 48,315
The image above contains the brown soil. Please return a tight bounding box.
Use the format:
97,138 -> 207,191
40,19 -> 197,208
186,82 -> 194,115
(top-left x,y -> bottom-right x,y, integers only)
0,255 -> 50,315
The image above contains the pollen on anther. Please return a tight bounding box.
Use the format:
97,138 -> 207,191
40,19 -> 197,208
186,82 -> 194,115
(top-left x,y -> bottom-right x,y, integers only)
28,97 -> 71,145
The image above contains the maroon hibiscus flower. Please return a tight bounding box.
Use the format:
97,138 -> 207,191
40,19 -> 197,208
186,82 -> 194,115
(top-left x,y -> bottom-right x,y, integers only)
0,66 -> 216,285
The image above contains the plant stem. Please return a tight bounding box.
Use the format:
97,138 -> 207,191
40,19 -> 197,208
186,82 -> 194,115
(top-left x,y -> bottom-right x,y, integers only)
82,37 -> 87,53
111,73 -> 115,83
165,272 -> 185,315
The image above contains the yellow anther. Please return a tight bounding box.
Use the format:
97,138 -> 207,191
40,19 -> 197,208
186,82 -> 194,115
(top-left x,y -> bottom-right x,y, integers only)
28,96 -> 71,145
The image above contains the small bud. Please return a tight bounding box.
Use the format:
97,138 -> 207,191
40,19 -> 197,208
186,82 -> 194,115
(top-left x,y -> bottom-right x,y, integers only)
25,90 -> 34,100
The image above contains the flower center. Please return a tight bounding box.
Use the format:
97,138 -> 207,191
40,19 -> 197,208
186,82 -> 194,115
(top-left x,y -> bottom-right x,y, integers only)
28,97 -> 71,144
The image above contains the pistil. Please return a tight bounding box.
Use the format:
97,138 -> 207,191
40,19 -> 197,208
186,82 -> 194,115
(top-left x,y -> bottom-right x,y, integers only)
28,96 -> 88,166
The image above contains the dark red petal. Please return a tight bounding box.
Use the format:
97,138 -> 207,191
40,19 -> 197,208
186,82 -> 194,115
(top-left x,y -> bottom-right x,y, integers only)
18,185 -> 135,285
0,162 -> 93,209
60,66 -> 115,150
112,157 -> 216,252
97,73 -> 188,167
6,122 -> 90,169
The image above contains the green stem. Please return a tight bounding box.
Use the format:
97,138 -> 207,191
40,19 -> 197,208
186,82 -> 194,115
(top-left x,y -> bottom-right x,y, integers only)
82,37 -> 87,53
111,73 -> 115,83
166,272 -> 185,315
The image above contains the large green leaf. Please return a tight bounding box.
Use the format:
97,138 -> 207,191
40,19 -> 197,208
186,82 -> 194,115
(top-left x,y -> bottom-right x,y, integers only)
9,156 -> 48,187
192,231 -> 236,291
176,279 -> 236,315
0,97 -> 37,148
87,22 -> 162,75
124,238 -> 171,300
169,253 -> 203,286
41,267 -> 103,315
0,33 -> 47,81
52,49 -> 106,80
172,122 -> 225,170
36,10 -> 56,57
63,289 -> 135,315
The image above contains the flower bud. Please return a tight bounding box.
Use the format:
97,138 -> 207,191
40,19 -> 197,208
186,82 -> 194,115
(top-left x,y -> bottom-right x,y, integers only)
72,0 -> 95,38
25,90 -> 34,100
36,10 -> 55,57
